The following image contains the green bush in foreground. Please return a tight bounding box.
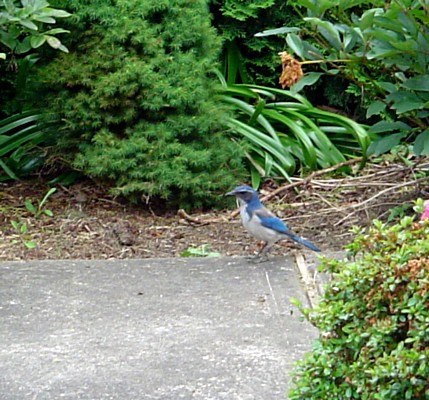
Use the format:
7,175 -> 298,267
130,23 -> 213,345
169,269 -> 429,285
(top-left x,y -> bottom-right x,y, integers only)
290,208 -> 429,399
34,0 -> 244,207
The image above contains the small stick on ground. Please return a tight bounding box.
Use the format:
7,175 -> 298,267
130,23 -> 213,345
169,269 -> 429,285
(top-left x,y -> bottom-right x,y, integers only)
177,209 -> 230,225
260,157 -> 365,203
178,157 -> 365,225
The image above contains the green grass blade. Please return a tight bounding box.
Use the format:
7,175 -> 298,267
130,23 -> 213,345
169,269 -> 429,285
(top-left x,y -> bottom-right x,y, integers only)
222,96 -> 280,142
0,158 -> 19,180
0,126 -> 44,157
262,109 -> 318,169
227,118 -> 295,174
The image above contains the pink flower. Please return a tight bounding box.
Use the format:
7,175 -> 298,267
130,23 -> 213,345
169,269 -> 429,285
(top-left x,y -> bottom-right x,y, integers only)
421,201 -> 429,220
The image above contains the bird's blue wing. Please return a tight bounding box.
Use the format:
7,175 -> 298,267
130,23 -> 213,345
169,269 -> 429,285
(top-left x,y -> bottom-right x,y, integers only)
254,208 -> 289,234
254,208 -> 321,252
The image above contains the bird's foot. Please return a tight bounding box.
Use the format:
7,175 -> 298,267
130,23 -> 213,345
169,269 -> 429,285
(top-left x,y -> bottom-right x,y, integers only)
246,254 -> 269,263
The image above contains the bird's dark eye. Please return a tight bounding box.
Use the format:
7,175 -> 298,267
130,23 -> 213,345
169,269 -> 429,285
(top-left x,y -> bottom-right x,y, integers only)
240,191 -> 253,201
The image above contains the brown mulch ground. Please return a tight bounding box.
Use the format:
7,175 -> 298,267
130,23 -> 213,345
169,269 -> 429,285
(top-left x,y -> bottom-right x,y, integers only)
1,158 -> 428,261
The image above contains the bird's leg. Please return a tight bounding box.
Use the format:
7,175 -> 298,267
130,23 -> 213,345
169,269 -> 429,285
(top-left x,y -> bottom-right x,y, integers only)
247,242 -> 271,263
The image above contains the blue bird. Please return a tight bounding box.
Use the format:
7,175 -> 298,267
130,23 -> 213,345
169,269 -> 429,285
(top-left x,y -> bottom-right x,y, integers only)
226,185 -> 320,260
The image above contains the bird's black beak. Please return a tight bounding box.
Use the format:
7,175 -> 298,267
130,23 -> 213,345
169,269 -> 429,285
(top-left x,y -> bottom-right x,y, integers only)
225,190 -> 235,197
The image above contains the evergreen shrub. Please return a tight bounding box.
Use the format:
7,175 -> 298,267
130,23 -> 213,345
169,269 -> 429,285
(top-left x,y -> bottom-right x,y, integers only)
290,209 -> 429,399
35,0 -> 244,207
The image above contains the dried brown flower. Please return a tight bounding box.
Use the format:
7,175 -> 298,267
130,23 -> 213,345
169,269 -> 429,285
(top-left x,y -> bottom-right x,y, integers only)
278,51 -> 303,89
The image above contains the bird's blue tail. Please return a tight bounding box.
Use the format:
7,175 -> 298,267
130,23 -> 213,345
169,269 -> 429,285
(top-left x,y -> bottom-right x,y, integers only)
288,233 -> 321,252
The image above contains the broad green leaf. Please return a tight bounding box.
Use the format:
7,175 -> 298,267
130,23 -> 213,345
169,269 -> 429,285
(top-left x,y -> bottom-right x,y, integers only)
367,132 -> 407,155
305,18 -> 342,51
31,0 -> 50,9
38,9 -> 71,18
401,75 -> 429,91
390,40 -> 418,52
397,10 -> 418,36
32,16 -> 55,23
343,30 -> 359,52
377,81 -> 397,93
15,36 -> 32,53
351,26 -> 364,43
359,9 -> 379,30
373,15 -> 408,34
24,241 -> 37,249
368,121 -> 411,134
366,101 -> 386,118
366,46 -> 399,60
338,0 -> 370,12
311,0 -> 338,16
46,36 -> 61,49
386,91 -> 426,113
290,72 -> 323,95
25,199 -> 36,214
290,0 -> 319,15
255,27 -> 300,37
57,43 -> 68,53
286,33 -> 305,59
302,40 -> 324,61
413,128 -> 429,155
19,19 -> 38,31
30,34 -> 45,48
0,31 -> 18,50
42,28 -> 70,35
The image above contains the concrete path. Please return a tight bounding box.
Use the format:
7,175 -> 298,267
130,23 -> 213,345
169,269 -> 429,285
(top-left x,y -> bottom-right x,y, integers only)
0,256 -> 318,400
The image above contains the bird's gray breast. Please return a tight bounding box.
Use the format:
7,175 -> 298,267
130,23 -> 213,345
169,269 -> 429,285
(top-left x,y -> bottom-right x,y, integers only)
240,207 -> 281,243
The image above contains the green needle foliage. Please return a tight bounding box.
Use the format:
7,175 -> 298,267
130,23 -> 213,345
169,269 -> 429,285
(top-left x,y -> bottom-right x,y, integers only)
290,209 -> 429,399
34,0 -> 244,207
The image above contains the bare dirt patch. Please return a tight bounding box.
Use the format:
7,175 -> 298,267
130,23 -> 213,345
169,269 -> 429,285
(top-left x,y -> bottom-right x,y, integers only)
1,158 -> 428,261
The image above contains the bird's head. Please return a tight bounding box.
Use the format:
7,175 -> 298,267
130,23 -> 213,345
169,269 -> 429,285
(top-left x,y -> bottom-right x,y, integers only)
225,185 -> 260,206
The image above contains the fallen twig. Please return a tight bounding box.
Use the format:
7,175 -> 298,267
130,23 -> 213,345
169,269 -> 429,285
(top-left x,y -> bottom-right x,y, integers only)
177,157 -> 429,227
177,209 -> 229,225
260,157 -> 365,203
333,176 -> 429,226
